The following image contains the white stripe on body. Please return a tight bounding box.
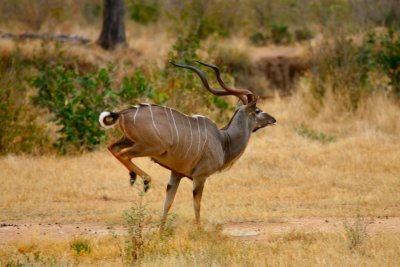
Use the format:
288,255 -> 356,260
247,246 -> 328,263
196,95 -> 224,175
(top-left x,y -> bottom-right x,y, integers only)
133,106 -> 140,125
149,105 -> 162,137
195,117 -> 201,156
120,113 -> 126,133
199,117 -> 208,154
170,108 -> 180,153
164,106 -> 174,145
183,116 -> 193,160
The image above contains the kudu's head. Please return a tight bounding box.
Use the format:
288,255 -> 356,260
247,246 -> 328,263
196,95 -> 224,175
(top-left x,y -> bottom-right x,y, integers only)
171,61 -> 276,132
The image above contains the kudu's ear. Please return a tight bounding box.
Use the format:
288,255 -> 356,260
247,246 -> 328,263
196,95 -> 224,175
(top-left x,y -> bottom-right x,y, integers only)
245,96 -> 258,110
236,99 -> 244,108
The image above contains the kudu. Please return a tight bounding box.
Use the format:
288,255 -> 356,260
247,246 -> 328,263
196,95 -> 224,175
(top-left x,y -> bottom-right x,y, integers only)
99,61 -> 276,231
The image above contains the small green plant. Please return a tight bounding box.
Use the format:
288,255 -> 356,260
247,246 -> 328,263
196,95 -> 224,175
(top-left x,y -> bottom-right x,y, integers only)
343,217 -> 369,251
295,123 -> 336,144
70,239 -> 92,255
122,190 -> 154,265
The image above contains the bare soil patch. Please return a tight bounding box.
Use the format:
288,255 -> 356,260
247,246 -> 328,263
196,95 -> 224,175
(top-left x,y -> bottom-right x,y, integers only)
223,217 -> 400,242
1,217 -> 399,244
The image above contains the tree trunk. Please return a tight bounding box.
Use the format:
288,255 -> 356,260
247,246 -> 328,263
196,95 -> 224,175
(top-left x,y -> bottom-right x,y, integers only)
97,0 -> 126,50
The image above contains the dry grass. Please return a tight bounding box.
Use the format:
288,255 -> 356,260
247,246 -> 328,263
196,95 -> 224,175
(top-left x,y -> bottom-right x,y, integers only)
1,89 -> 400,265
1,226 -> 399,266
0,20 -> 173,69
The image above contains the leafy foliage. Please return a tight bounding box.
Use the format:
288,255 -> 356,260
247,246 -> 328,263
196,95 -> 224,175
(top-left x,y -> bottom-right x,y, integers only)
373,30 -> 400,96
162,31 -> 233,122
310,29 -> 400,109
127,0 -> 161,25
250,23 -> 307,46
166,0 -> 245,40
0,54 -> 50,155
32,64 -> 154,154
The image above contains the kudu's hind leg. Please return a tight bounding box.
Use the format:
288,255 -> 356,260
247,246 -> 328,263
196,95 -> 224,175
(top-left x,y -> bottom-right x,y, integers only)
193,179 -> 206,229
160,172 -> 182,233
108,137 -> 152,191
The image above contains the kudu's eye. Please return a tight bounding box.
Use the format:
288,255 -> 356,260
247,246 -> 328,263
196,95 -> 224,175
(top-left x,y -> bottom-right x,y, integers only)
255,108 -> 262,114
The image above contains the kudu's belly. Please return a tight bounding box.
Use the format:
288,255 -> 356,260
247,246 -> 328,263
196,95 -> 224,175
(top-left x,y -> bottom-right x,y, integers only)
151,150 -> 198,177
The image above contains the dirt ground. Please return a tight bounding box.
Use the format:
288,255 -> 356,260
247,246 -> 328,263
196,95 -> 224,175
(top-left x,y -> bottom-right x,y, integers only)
1,217 -> 399,244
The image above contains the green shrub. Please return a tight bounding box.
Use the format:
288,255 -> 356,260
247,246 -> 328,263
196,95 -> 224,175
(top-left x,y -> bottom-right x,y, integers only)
310,36 -> 363,108
0,54 -> 50,155
294,27 -> 314,42
250,31 -> 268,46
31,64 -> 155,154
270,23 -> 292,44
161,31 -> 233,123
250,23 -> 293,45
32,65 -> 116,153
310,29 -> 400,110
373,30 -> 400,96
166,0 -> 245,40
127,0 -> 161,25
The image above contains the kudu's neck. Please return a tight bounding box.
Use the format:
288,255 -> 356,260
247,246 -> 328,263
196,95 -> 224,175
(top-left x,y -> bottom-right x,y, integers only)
220,109 -> 253,167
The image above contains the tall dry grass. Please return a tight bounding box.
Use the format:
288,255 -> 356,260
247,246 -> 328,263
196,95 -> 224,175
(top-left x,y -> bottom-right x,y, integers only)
1,229 -> 400,266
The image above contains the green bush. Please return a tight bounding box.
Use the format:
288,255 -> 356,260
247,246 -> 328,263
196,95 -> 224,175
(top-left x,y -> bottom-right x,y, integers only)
250,23 -> 294,46
294,27 -> 314,42
270,23 -> 292,44
127,0 -> 161,25
166,0 -> 245,40
32,64 -> 155,154
0,54 -> 50,155
373,30 -> 400,96
32,65 -> 116,153
250,31 -> 268,46
310,29 -> 400,109
162,32 -> 233,122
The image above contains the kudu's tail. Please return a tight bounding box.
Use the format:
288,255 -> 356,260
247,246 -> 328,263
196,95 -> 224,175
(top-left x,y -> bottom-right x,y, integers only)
99,111 -> 120,129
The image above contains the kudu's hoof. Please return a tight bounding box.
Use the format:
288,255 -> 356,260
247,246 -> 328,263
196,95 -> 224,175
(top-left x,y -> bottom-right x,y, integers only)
129,172 -> 137,186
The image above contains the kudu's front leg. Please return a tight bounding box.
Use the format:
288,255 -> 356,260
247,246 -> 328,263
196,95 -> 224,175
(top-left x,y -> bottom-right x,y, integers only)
108,137 -> 152,192
160,172 -> 182,233
193,179 -> 206,229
